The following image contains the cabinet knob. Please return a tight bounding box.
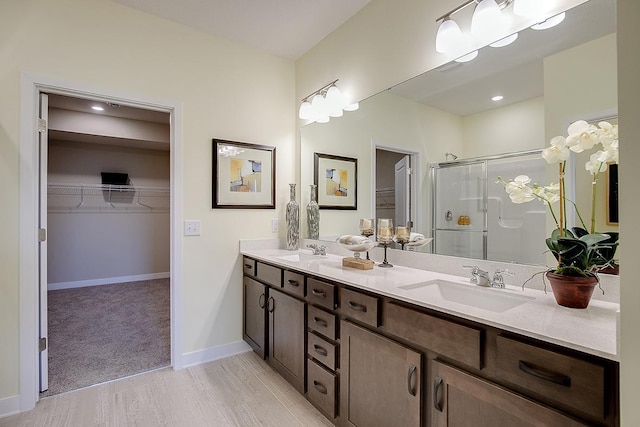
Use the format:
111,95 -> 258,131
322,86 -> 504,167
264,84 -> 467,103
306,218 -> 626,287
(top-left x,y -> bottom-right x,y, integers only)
348,301 -> 367,312
313,344 -> 328,357
311,288 -> 326,297
312,316 -> 328,328
518,360 -> 571,387
313,380 -> 328,395
407,365 -> 417,396
287,279 -> 300,287
258,293 -> 266,309
434,376 -> 443,412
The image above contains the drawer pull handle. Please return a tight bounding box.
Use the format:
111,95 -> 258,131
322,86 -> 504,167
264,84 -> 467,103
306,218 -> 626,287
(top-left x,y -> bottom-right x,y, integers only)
518,361 -> 571,387
348,301 -> 367,312
434,376 -> 443,412
258,293 -> 266,309
287,279 -> 300,287
312,288 -> 326,297
244,264 -> 253,269
312,317 -> 328,327
267,296 -> 275,313
313,344 -> 328,357
407,365 -> 417,396
313,380 -> 328,395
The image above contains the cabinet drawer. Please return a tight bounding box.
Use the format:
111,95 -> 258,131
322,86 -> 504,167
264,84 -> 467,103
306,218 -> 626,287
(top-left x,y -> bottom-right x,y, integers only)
307,278 -> 337,310
308,305 -> 337,340
243,257 -> 256,276
307,358 -> 337,419
256,262 -> 281,287
282,270 -> 305,298
308,332 -> 337,371
341,287 -> 379,328
384,301 -> 482,370
495,336 -> 606,420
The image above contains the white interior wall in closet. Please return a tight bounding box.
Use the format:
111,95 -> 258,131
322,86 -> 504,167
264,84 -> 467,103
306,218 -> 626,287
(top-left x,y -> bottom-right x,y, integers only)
47,106 -> 170,290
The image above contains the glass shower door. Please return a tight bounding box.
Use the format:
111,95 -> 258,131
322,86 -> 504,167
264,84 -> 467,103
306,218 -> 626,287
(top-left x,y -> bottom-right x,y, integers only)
432,162 -> 486,259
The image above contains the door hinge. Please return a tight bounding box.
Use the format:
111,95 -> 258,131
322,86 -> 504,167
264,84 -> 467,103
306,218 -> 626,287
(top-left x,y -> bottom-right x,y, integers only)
38,228 -> 47,242
407,167 -> 413,175
39,337 -> 47,352
37,118 -> 47,133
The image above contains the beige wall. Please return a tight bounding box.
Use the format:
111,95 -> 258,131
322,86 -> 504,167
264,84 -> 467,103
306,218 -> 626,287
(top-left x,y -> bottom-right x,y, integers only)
618,0 -> 640,424
1,0 -> 295,402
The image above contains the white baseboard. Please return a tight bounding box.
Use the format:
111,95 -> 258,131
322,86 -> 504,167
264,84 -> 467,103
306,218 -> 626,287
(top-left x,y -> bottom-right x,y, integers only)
0,395 -> 20,419
179,340 -> 252,369
48,272 -> 170,291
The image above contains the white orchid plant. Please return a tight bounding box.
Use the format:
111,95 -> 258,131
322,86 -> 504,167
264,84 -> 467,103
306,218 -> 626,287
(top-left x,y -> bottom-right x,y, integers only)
497,120 -> 619,277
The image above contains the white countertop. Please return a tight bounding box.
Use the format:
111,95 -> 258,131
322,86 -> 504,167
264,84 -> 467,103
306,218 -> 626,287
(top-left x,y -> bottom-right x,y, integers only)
241,248 -> 619,361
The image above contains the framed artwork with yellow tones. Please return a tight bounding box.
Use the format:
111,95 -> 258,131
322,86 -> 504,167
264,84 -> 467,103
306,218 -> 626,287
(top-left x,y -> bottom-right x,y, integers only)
212,139 -> 275,209
314,152 -> 357,210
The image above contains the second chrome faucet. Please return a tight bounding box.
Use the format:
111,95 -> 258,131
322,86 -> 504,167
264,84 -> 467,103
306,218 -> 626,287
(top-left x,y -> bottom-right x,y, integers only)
463,266 -> 513,288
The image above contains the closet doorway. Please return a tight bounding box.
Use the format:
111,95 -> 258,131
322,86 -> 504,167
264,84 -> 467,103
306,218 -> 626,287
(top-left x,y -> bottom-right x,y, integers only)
40,93 -> 172,396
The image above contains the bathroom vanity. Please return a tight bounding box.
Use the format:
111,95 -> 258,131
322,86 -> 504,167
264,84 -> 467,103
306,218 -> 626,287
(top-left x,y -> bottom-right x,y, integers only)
240,248 -> 619,426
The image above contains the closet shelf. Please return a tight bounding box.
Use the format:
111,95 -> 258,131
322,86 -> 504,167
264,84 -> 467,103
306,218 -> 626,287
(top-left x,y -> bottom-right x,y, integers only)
48,182 -> 170,212
376,187 -> 395,208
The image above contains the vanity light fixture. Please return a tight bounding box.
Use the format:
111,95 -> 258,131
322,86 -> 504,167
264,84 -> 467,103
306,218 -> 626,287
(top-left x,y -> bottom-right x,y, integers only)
298,80 -> 359,123
491,95 -> 504,101
435,0 -> 566,58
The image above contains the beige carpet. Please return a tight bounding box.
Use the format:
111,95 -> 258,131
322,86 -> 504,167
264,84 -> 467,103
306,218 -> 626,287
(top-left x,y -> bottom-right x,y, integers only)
42,278 -> 170,397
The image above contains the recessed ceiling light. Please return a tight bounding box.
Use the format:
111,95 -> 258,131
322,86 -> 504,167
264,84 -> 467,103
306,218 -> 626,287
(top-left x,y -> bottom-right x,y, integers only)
492,95 -> 504,101
91,105 -> 104,111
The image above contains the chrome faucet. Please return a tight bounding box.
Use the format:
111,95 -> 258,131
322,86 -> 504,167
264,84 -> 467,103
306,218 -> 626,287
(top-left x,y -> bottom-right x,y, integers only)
307,243 -> 326,256
491,269 -> 514,289
464,266 -> 491,287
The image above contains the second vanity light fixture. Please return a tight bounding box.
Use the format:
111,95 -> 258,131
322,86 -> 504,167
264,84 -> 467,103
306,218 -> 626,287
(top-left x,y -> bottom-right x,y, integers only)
435,0 -> 565,62
298,79 -> 359,124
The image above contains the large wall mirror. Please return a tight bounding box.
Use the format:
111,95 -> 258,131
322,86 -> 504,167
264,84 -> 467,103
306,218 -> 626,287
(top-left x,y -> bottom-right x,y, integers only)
300,0 -> 617,266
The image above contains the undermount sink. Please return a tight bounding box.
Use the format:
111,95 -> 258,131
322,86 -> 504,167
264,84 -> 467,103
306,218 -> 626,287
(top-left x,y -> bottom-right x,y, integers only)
399,279 -> 534,313
278,251 -> 327,264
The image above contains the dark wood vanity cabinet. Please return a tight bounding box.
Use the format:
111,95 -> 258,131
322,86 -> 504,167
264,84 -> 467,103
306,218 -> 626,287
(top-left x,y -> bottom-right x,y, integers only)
268,287 -> 306,393
241,256 -> 619,427
242,276 -> 267,359
340,320 -> 422,427
431,360 -> 588,427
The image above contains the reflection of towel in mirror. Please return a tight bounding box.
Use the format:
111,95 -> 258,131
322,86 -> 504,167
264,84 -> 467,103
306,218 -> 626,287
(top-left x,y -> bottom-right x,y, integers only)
409,232 -> 425,242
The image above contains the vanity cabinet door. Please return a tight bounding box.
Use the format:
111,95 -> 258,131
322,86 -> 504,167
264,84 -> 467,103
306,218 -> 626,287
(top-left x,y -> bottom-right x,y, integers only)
340,320 -> 422,427
431,360 -> 588,427
268,287 -> 306,393
243,276 -> 267,359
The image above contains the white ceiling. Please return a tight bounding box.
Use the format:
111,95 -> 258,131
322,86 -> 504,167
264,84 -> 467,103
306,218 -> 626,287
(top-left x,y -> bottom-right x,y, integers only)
109,0 -> 372,60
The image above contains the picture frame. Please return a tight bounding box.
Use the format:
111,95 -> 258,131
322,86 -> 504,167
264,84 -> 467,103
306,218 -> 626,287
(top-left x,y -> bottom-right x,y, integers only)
606,163 -> 618,225
314,152 -> 357,210
212,139 -> 276,209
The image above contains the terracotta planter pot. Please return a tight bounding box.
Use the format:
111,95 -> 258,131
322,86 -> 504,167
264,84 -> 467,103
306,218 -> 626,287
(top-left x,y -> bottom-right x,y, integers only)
546,272 -> 598,309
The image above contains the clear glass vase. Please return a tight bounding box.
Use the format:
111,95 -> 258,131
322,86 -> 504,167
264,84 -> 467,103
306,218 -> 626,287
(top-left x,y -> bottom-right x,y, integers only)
307,184 -> 320,240
286,183 -> 300,250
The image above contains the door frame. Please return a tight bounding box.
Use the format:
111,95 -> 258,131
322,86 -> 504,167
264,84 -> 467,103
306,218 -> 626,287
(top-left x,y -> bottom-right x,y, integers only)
371,141 -> 421,233
19,73 -> 184,411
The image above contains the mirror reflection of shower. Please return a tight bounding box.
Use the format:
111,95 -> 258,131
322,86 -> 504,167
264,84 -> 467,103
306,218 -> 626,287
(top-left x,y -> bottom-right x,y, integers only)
431,150 -> 548,265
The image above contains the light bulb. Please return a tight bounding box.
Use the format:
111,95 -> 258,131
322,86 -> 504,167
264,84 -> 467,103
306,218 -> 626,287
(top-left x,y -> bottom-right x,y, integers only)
298,100 -> 312,120
325,85 -> 345,112
343,102 -> 359,112
435,18 -> 463,53
316,116 -> 330,124
489,33 -> 518,48
531,12 -> 566,30
471,0 -> 505,41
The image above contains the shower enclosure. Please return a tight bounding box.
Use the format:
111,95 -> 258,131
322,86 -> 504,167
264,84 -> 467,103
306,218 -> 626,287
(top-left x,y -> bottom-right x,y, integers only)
430,150 -> 548,265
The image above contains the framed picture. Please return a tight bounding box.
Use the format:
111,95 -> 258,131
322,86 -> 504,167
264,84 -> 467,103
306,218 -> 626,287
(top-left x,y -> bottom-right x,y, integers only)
212,139 -> 276,209
607,163 -> 618,224
314,152 -> 357,210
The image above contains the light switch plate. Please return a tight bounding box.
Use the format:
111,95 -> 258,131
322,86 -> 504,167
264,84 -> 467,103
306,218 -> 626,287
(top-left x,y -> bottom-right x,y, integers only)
271,219 -> 279,233
184,220 -> 201,236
